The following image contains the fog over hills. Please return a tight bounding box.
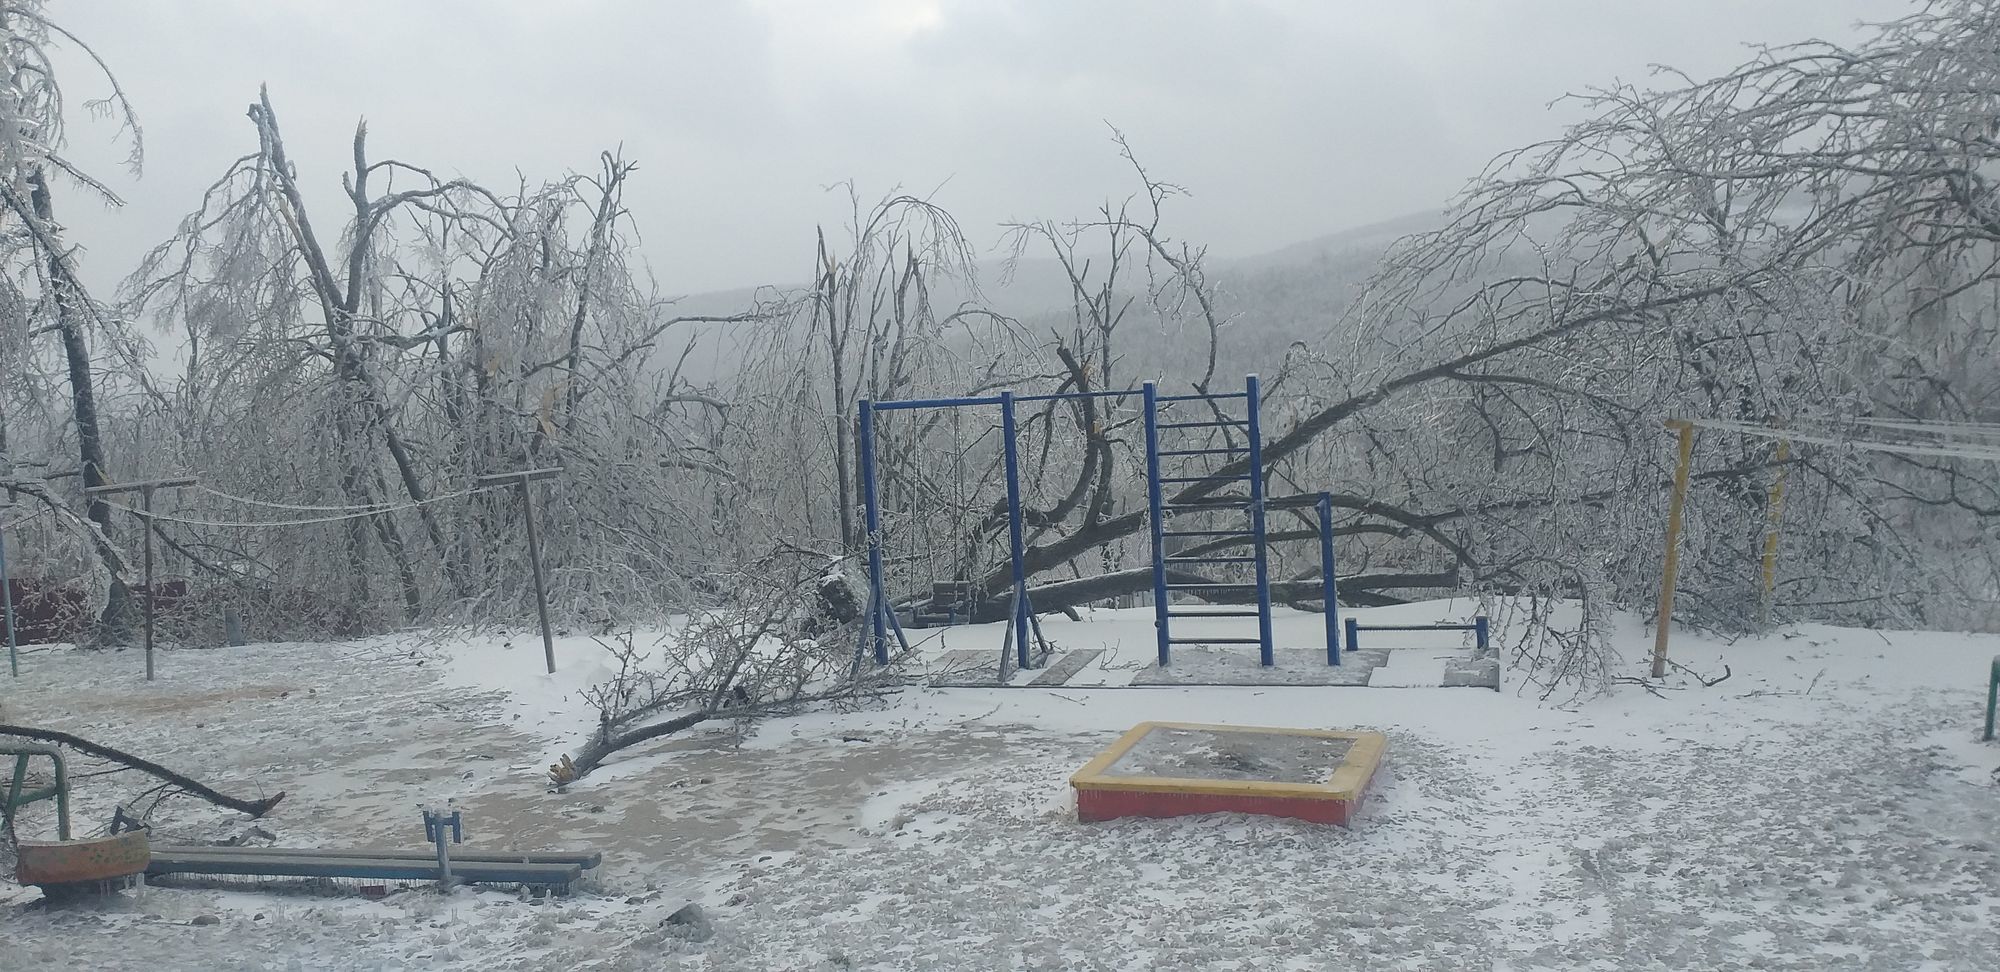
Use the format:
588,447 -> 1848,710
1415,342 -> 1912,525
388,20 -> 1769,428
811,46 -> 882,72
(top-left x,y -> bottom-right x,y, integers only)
667,208 -> 1450,379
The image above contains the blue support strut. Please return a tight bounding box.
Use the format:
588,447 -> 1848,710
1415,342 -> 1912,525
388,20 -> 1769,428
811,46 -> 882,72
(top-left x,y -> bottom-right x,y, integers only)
1245,375 -> 1275,667
1317,492 -> 1341,666
999,392 -> 1035,670
1143,383 -> 1171,667
858,399 -> 889,665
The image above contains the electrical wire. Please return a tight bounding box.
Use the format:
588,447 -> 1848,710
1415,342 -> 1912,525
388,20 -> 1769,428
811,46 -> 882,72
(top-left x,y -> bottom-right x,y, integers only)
1687,417 -> 2000,462
193,484 -> 400,513
1843,416 -> 2000,440
97,485 -> 493,529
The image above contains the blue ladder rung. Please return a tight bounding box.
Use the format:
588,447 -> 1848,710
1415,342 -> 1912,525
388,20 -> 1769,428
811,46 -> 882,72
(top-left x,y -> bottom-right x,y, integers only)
1165,556 -> 1256,564
1163,504 -> 1250,513
1158,420 -> 1247,430
1168,637 -> 1264,645
1156,392 -> 1249,402
1158,448 -> 1245,457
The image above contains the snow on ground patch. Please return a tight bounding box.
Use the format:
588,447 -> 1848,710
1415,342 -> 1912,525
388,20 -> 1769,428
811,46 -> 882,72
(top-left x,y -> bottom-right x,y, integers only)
6,610 -> 2000,968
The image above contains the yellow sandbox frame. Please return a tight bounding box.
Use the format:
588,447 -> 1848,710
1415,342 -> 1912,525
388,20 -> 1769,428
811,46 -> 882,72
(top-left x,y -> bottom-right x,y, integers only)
1069,721 -> 1386,800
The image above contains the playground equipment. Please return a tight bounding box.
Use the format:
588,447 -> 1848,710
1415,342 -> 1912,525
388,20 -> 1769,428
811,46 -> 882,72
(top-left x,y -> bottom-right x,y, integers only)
6,742 -> 153,894
144,810 -> 597,895
423,806 -> 465,891
5,760 -> 598,897
1143,378 -> 1277,667
1070,721 -> 1385,826
3,741 -> 70,839
1345,616 -> 1490,654
857,376 -> 1348,670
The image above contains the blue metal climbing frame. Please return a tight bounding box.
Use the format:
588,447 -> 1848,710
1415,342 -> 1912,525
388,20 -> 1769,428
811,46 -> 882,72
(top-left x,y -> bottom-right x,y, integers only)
858,375 -> 1346,671
1144,376 -> 1282,667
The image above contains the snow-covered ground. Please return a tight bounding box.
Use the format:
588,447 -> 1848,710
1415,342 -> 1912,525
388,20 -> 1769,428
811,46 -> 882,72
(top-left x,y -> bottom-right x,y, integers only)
4,604 -> 2000,969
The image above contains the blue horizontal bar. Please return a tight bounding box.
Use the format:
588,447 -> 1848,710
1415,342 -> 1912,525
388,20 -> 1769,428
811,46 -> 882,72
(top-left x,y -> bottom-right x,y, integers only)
1351,623 -> 1480,632
1011,389 -> 1145,404
871,396 -> 1004,411
1157,392 -> 1249,402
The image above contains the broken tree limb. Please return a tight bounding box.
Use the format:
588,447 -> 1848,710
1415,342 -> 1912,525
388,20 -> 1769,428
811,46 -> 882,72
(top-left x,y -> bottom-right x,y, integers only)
0,724 -> 285,818
557,684 -> 902,785
560,709 -> 714,783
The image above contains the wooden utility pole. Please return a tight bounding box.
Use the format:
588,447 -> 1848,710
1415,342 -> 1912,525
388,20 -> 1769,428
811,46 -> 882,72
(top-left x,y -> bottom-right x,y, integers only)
475,468 -> 562,674
84,476 -> 196,681
1652,421 -> 1696,679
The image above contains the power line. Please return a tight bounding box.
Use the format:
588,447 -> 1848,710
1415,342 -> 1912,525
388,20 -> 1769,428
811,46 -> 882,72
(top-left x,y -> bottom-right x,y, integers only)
1687,418 -> 2000,462
193,484 -> 401,513
99,485 -> 491,529
1784,414 -> 2000,440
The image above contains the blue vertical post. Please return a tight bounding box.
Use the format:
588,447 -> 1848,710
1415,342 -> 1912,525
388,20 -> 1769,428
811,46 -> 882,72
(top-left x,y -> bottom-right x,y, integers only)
1142,382 -> 1171,667
999,392 -> 1034,670
1345,617 -> 1359,655
1244,375 -> 1274,667
1475,616 -> 1490,653
1317,492 -> 1341,666
858,400 -> 889,665
1,517 -> 17,678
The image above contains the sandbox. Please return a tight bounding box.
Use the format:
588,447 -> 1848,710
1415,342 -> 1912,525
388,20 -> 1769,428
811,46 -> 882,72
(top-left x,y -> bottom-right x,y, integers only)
1069,721 -> 1385,826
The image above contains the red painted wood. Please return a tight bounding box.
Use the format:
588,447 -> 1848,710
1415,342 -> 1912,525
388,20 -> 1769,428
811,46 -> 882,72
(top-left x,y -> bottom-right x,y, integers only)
1075,787 -> 1363,826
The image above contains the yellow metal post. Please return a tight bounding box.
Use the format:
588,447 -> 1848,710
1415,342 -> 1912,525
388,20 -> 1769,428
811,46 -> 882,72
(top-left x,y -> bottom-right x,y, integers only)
1652,420 -> 1696,679
1757,439 -> 1790,628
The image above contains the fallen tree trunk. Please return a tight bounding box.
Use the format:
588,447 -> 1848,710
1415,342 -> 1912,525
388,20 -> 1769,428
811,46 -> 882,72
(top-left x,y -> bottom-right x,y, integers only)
0,725 -> 286,818
904,566 -> 1460,623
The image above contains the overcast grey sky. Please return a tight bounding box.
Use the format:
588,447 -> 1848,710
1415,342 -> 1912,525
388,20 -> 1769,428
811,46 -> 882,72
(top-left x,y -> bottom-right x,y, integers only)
51,0 -> 1898,297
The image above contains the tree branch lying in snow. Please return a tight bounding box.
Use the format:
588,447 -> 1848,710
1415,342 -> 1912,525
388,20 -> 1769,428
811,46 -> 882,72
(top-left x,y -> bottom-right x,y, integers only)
552,549 -> 898,785
0,724 -> 286,818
